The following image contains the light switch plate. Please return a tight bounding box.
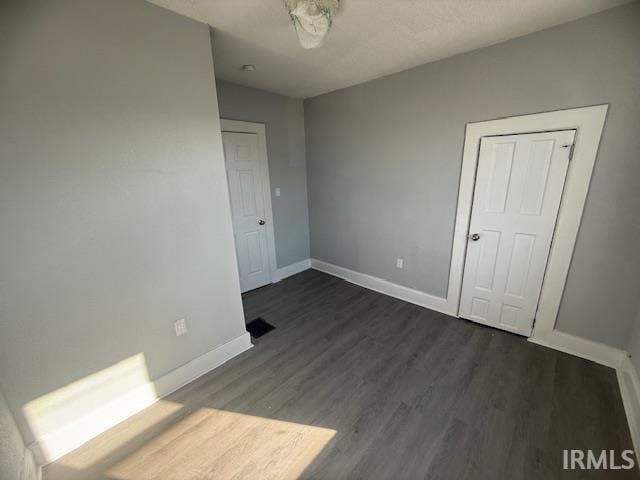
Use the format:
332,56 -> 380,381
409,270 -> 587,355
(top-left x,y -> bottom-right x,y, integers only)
275,187 -> 281,197
396,258 -> 404,269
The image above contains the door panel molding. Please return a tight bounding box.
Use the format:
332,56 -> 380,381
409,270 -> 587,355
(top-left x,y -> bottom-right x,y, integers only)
221,119 -> 277,292
447,105 -> 608,343
458,130 -> 574,336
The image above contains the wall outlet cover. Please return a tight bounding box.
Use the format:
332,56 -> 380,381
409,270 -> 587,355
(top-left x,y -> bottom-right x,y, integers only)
174,318 -> 188,337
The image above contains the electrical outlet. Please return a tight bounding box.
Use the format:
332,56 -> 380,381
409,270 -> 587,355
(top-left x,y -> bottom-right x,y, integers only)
396,258 -> 404,269
174,318 -> 188,337
275,187 -> 281,197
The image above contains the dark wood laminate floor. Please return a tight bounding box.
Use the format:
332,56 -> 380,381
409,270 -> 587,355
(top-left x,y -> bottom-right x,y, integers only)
45,270 -> 637,479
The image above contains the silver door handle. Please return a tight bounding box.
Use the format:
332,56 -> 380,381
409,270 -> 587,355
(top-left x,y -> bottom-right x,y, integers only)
470,233 -> 480,241
258,220 -> 266,225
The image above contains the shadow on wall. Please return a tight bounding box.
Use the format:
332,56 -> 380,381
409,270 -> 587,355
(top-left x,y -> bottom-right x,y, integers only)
0,387 -> 40,480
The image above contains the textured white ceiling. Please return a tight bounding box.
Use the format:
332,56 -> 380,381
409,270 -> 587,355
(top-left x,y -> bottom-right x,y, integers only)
147,0 -> 632,98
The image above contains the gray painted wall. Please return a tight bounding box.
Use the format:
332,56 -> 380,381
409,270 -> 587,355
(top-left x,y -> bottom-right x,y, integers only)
305,2 -> 640,349
0,0 -> 246,448
215,80 -> 310,268
0,388 -> 40,480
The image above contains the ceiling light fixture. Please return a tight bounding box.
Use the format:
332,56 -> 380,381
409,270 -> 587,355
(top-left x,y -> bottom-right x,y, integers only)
284,0 -> 340,49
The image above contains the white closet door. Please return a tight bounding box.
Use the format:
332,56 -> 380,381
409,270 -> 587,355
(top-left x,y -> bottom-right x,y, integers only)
459,129 -> 575,336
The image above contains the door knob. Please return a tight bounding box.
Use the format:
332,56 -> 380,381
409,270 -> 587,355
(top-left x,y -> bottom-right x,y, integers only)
470,233 -> 480,241
258,219 -> 266,225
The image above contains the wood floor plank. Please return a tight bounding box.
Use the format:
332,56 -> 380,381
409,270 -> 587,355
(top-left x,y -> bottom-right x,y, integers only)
44,270 -> 638,480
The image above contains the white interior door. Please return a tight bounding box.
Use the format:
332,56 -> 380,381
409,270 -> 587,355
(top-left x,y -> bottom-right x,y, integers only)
459,129 -> 575,336
222,131 -> 273,293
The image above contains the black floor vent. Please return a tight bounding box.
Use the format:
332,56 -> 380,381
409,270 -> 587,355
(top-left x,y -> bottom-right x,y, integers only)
246,318 -> 275,338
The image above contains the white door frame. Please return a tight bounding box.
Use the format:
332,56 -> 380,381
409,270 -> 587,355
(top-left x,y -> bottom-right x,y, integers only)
221,119 -> 278,287
446,105 -> 608,344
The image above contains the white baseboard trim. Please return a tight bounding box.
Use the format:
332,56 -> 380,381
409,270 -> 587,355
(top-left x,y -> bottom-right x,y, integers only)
273,258 -> 311,282
310,258 -> 452,316
152,333 -> 252,398
618,355 -> 640,462
32,332 -> 252,464
529,330 -> 625,369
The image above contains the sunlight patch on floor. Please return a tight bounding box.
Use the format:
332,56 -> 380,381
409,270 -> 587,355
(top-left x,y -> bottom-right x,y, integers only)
52,399 -> 183,472
104,408 -> 337,480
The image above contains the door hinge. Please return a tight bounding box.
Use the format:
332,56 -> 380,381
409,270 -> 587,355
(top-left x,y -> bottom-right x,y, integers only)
561,143 -> 575,161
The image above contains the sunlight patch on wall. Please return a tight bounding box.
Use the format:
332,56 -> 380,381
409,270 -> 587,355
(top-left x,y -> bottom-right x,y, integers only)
23,353 -> 163,462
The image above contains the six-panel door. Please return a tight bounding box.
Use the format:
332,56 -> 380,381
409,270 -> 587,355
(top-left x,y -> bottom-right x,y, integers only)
222,131 -> 272,293
459,129 -> 575,336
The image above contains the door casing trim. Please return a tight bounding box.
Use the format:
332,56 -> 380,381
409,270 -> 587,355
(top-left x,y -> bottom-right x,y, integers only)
446,105 -> 608,343
221,119 -> 278,289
